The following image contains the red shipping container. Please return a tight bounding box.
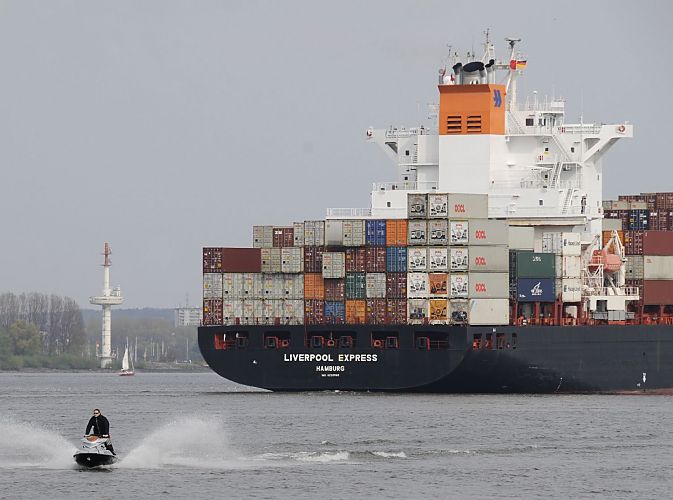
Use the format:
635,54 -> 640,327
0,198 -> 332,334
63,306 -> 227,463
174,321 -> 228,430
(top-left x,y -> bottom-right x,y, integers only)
643,231 -> 673,256
643,280 -> 673,305
365,247 -> 387,273
386,273 -> 407,298
305,300 -> 325,325
624,230 -> 643,255
272,227 -> 295,248
366,299 -> 387,324
324,278 -> 345,301
203,247 -> 223,273
203,299 -> 223,326
656,193 -> 673,211
220,248 -> 262,272
304,246 -> 325,273
345,248 -> 367,272
386,299 -> 407,325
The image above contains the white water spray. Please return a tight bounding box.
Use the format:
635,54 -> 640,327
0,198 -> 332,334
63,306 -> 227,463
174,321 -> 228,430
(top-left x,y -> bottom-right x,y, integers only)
0,418 -> 76,469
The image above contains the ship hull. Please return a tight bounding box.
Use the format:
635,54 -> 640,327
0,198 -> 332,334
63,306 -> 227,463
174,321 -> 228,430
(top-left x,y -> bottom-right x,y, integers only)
198,324 -> 673,393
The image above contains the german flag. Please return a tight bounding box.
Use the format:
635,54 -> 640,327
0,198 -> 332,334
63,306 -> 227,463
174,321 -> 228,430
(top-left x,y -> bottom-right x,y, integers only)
516,60 -> 527,69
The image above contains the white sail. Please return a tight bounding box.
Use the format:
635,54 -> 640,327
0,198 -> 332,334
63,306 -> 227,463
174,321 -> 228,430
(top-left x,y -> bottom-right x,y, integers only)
121,347 -> 130,371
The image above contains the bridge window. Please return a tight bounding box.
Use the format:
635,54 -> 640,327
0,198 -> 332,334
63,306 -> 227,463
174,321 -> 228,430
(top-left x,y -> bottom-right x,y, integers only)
525,118 -> 534,126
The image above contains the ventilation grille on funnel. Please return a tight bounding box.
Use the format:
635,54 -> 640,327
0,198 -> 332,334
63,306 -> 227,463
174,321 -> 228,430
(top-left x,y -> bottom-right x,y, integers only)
444,114 -> 482,134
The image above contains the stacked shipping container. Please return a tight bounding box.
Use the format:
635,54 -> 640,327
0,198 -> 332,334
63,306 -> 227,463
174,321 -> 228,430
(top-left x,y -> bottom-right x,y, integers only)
203,193 -> 511,326
605,192 -> 673,306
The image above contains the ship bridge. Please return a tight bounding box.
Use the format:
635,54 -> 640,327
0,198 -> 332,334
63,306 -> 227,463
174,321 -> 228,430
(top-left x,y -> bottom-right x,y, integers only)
329,37 -> 632,245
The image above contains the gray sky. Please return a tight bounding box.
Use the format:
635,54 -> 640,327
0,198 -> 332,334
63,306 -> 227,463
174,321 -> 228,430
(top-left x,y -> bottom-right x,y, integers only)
1,1 -> 671,308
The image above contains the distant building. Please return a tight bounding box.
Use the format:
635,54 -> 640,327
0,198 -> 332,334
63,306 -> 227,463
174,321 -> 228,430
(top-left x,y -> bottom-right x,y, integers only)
175,307 -> 202,327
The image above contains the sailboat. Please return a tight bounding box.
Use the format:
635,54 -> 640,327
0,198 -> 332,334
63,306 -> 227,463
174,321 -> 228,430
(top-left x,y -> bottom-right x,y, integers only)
120,338 -> 135,376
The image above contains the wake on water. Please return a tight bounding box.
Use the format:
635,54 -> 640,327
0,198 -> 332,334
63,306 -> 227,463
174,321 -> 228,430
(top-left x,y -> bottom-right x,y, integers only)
0,418 -> 76,469
0,416 -> 407,470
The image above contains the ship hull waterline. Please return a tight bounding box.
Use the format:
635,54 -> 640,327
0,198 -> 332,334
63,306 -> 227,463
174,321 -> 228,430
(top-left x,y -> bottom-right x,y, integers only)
198,324 -> 673,393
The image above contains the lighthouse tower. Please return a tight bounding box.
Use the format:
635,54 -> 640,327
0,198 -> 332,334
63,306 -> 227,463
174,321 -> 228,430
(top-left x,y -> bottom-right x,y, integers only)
89,242 -> 124,368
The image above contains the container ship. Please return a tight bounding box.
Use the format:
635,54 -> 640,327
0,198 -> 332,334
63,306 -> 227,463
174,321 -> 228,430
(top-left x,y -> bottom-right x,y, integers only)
198,38 -> 673,392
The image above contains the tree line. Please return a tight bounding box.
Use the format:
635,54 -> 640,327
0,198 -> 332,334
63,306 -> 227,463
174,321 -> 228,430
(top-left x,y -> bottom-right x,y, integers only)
0,292 -> 88,367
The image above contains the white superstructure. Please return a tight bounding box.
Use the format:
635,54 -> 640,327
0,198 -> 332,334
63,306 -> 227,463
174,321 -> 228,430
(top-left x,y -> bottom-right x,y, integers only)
89,242 -> 123,368
331,36 -> 637,318
346,38 -> 632,239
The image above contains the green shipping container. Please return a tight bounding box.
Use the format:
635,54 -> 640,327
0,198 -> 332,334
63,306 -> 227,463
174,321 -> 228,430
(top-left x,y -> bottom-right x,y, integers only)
345,272 -> 366,299
515,251 -> 555,278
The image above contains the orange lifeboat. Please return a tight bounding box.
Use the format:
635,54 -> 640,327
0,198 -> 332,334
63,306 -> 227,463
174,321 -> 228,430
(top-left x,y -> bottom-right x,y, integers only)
588,250 -> 622,274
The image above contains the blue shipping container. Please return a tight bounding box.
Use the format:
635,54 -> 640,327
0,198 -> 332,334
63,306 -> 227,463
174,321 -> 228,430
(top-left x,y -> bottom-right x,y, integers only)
366,220 -> 387,246
386,247 -> 408,272
517,278 -> 556,302
324,301 -> 345,323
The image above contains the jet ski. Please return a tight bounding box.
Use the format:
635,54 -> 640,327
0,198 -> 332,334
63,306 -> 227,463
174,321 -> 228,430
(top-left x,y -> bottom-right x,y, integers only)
74,435 -> 117,468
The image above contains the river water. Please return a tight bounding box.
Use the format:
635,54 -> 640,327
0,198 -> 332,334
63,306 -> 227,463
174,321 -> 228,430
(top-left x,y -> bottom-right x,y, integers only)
0,371 -> 672,499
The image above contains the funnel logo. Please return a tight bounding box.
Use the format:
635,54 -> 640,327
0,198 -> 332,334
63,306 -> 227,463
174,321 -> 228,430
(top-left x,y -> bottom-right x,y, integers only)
531,282 -> 543,296
493,89 -> 502,107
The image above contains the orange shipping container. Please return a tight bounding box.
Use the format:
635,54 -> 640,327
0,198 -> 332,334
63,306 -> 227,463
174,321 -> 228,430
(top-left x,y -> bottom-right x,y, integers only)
345,299 -> 366,324
429,299 -> 448,321
429,273 -> 448,296
386,220 -> 408,246
304,273 -> 325,299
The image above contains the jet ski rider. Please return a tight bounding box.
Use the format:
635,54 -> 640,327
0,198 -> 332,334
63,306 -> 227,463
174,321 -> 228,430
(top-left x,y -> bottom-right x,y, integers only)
85,409 -> 116,455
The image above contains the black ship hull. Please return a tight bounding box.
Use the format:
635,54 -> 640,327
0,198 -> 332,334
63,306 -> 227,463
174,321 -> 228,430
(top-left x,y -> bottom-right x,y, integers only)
198,324 -> 673,393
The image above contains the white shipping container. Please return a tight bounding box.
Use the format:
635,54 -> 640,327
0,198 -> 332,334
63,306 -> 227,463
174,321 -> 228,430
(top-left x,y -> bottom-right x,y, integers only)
626,255 -> 644,280
263,299 -> 283,324
304,220 -> 325,246
281,247 -> 304,274
407,272 -> 429,298
428,248 -> 448,271
560,278 -> 582,302
222,273 -> 236,298
468,298 -> 509,325
282,274 -> 304,299
293,222 -> 305,247
253,299 -> 265,324
644,256 -> 673,280
325,220 -> 343,246
203,273 -> 223,299
322,252 -> 346,278
252,273 -> 264,298
343,219 -> 366,246
468,219 -> 508,246
232,273 -> 245,299
366,273 -> 387,298
428,193 -> 448,218
241,273 -> 256,298
450,247 -> 469,271
428,219 -> 448,245
450,220 -> 469,245
283,300 -> 304,325
408,220 -> 427,245
558,255 -> 582,278
241,300 -> 255,324
508,226 -> 535,250
450,273 -> 468,298
408,193 -> 428,218
261,274 -> 284,299
449,299 -> 468,324
468,246 -> 509,272
602,218 -> 623,232
253,225 -> 274,248
467,272 -> 509,299
261,248 -> 282,273
448,193 -> 488,219
542,232 -> 581,256
407,247 -> 428,271
222,300 -> 236,325
407,299 -> 428,323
